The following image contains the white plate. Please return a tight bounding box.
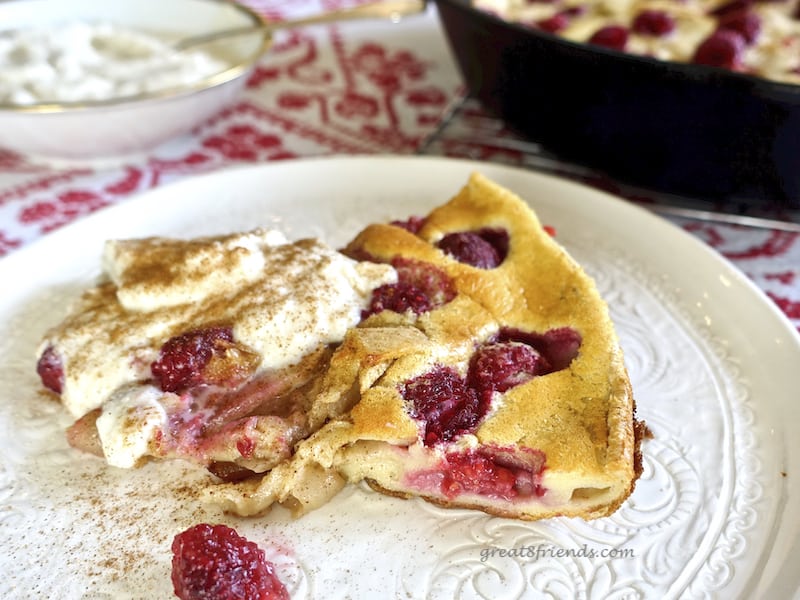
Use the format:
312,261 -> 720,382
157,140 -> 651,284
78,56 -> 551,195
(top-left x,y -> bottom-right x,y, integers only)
1,156 -> 798,600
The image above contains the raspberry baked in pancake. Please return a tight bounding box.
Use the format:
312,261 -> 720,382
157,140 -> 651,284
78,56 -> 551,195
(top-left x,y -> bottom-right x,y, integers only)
208,173 -> 641,521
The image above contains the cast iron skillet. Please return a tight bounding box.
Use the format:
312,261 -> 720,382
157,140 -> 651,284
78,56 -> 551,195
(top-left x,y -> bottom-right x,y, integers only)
434,0 -> 800,208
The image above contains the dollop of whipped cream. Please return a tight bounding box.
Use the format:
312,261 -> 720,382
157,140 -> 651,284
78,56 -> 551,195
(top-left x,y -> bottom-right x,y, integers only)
40,229 -> 396,421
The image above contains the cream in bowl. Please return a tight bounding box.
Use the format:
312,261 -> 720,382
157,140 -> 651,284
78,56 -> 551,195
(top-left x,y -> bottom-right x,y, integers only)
0,21 -> 231,105
0,0 -> 270,163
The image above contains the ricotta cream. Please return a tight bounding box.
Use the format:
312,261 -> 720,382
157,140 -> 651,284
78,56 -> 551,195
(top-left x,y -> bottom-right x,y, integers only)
39,229 -> 397,421
0,21 -> 229,105
95,384 -> 170,468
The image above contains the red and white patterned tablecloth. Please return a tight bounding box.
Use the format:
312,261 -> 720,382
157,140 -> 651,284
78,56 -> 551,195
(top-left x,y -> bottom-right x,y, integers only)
0,0 -> 797,332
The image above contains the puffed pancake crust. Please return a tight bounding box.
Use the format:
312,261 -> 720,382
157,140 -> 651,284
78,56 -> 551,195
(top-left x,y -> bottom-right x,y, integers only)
207,172 -> 643,521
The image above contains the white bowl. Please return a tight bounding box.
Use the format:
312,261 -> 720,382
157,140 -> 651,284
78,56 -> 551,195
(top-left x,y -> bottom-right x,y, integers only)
0,0 -> 270,163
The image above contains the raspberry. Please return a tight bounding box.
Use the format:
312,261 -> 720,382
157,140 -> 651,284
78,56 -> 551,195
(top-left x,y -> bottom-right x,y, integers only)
538,4 -> 585,31
436,228 -> 509,269
541,328 -> 582,370
718,10 -> 761,44
363,257 -> 455,318
589,25 -> 629,51
390,215 -> 425,234
537,14 -> 569,33
692,30 -> 746,68
496,327 -> 582,371
395,257 -> 457,306
422,447 -> 547,500
36,345 -> 64,394
151,326 -> 234,393
366,282 -> 434,316
468,341 -> 551,395
710,0 -> 753,18
171,524 -> 288,600
402,366 -> 483,446
632,10 -> 676,36
442,450 -> 517,499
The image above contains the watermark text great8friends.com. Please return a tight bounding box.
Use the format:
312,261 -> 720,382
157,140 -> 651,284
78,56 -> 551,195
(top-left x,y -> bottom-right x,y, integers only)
480,544 -> 635,562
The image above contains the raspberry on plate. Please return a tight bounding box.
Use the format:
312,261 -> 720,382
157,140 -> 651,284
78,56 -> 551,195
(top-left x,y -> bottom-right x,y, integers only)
171,523 -> 288,600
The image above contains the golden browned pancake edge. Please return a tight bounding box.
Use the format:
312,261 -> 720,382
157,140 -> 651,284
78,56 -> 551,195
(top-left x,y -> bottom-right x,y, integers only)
209,172 -> 642,521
